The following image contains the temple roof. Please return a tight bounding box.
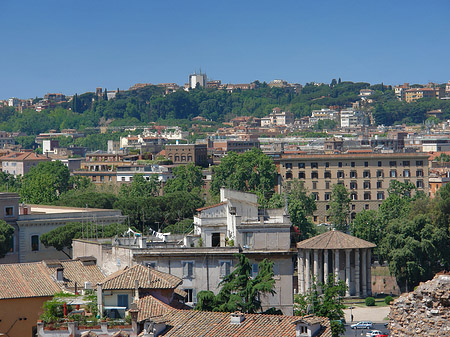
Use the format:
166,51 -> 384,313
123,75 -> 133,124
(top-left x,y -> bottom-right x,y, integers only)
297,230 -> 376,250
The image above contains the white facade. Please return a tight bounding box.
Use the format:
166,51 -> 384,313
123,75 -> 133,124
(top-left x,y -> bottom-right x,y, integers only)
189,73 -> 207,89
340,109 -> 362,128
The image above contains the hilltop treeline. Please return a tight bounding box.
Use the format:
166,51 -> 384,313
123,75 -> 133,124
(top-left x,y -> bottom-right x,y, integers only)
2,81 -> 450,137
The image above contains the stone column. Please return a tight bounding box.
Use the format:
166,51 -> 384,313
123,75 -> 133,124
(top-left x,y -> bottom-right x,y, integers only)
313,249 -> 319,283
345,249 -> 351,297
355,249 -> 361,297
323,249 -> 329,284
313,249 -> 321,292
334,249 -> 340,281
361,249 -> 367,297
305,249 -> 311,293
367,249 -> 372,296
298,249 -> 305,294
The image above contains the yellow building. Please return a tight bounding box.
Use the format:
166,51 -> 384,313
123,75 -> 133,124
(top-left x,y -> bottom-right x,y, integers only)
404,87 -> 437,102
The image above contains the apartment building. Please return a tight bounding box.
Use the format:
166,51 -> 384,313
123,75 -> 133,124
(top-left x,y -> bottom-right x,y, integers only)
73,188 -> 295,315
165,144 -> 208,166
275,153 -> 429,223
261,108 -> 294,127
404,87 -> 440,102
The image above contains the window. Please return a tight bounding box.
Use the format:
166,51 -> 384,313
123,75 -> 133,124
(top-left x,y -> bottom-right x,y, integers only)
338,162 -> 343,168
378,161 -> 382,167
351,162 -> 355,167
325,162 -> 329,168
311,162 -> 318,169
416,170 -> 424,177
311,171 -> 318,179
363,171 -> 371,178
286,172 -> 293,180
298,162 -> 305,169
117,294 -> 129,309
364,161 -> 369,167
351,212 -> 356,220
351,193 -> 358,200
184,289 -> 194,303
285,163 -> 292,169
350,182 -> 357,190
313,216 -> 318,222
377,170 -> 384,178
212,233 -> 221,247
144,261 -> 156,268
326,205 -> 330,210
350,171 -> 357,178
364,181 -> 371,189
403,170 -> 410,177
324,171 -> 331,179
325,181 -> 330,189
252,263 -> 259,278
352,204 -> 356,210
220,261 -> 232,277
31,235 -> 39,251
364,192 -> 371,200
243,232 -> 254,248
377,181 -> 383,189
298,172 -> 305,179
416,160 -> 423,166
182,261 -> 194,278
312,193 -> 319,201
5,206 -> 14,217
337,171 -> 344,179
417,180 -> 424,188
324,193 -> 331,201
403,161 -> 410,166
377,191 -> 385,200
9,235 -> 14,253
312,181 -> 318,189
389,161 -> 397,167
390,170 -> 397,178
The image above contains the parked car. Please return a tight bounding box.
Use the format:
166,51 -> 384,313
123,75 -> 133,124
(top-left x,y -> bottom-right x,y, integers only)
351,321 -> 373,329
374,334 -> 389,337
366,330 -> 383,337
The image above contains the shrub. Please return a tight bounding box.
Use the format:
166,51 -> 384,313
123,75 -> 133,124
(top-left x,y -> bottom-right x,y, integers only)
384,296 -> 393,305
365,297 -> 375,306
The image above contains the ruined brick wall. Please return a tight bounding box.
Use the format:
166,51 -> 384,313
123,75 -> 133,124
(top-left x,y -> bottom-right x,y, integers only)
389,273 -> 450,336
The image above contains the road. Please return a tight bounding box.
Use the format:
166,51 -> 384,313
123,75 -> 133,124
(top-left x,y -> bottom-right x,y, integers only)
344,323 -> 389,337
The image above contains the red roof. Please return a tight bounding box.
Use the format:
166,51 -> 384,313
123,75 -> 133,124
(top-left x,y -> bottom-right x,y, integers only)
196,202 -> 227,212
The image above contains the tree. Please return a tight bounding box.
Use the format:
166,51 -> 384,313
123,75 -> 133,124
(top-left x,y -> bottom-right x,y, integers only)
285,180 -> 317,240
164,163 -> 203,195
352,210 -> 380,245
20,161 -> 71,204
195,254 -> 277,314
40,222 -> 132,258
294,274 -> 346,337
328,184 -> 350,231
119,174 -> 160,199
0,220 -> 14,258
211,148 -> 276,204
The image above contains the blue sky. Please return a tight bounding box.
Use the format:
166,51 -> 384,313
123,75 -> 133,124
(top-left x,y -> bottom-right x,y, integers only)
1,0 -> 449,99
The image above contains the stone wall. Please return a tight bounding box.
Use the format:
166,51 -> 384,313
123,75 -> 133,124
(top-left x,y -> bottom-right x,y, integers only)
389,273 -> 450,336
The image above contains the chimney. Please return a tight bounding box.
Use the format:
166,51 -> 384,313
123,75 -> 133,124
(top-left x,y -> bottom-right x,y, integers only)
230,312 -> 245,324
134,279 -> 139,302
97,283 -> 103,318
56,267 -> 64,281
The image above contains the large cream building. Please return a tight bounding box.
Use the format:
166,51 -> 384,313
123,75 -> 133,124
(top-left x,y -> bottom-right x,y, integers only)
275,152 -> 429,223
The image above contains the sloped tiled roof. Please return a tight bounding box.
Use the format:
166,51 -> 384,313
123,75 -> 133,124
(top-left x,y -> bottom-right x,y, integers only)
196,202 -> 226,212
0,151 -> 49,162
101,264 -> 182,290
136,295 -> 175,322
297,230 -> 376,250
0,263 -> 61,299
44,260 -> 105,289
154,311 -> 332,337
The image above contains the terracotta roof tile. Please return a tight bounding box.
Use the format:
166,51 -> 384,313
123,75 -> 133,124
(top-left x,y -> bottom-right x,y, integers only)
196,202 -> 226,212
44,260 -> 105,289
101,265 -> 182,290
136,295 -> 174,321
154,311 -> 332,337
297,230 -> 376,250
0,152 -> 50,162
0,263 -> 61,299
